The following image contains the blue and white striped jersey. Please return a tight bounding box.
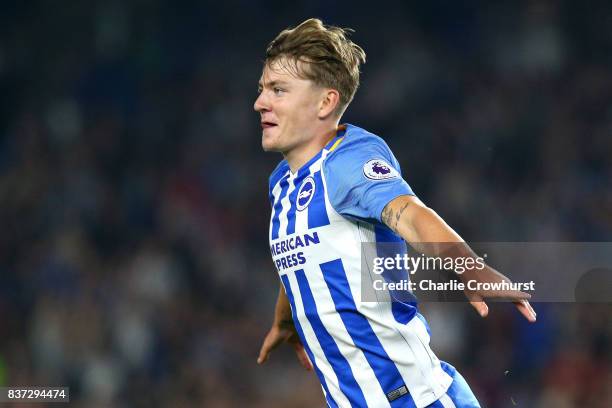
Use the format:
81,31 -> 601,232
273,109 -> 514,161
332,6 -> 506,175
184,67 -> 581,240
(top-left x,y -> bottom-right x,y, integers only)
268,124 -> 453,408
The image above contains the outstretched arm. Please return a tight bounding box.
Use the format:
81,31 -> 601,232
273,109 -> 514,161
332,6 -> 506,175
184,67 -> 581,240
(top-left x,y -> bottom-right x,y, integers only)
257,282 -> 313,370
381,194 -> 536,322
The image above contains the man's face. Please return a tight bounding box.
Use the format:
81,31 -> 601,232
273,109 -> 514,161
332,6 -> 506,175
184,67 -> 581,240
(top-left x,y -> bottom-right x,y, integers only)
254,58 -> 324,153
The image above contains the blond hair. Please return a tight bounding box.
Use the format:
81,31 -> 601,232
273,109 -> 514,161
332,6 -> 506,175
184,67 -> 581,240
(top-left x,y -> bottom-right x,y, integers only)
265,18 -> 366,116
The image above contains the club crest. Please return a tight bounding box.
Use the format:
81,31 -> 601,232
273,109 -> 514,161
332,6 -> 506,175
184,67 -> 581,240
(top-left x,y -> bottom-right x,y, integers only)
296,176 -> 316,211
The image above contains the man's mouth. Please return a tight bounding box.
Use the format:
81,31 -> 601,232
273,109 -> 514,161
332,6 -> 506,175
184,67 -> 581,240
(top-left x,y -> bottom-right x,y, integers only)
261,121 -> 278,129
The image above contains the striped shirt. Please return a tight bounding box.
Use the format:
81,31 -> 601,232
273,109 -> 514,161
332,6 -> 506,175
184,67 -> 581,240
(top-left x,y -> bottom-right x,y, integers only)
268,124 -> 453,408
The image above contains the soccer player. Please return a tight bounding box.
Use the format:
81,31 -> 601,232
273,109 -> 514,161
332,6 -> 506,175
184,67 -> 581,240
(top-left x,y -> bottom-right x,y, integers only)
255,19 -> 536,408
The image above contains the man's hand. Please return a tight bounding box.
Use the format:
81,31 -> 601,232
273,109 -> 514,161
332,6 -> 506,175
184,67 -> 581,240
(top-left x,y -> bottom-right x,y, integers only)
382,195 -> 536,323
460,265 -> 537,322
259,283 -> 313,370
257,320 -> 313,371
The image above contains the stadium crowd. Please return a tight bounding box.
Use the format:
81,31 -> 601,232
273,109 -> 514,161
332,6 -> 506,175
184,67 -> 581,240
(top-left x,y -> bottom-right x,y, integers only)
0,1 -> 610,406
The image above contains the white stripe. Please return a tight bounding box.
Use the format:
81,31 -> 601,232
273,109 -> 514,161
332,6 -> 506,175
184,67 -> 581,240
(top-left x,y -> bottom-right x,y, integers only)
294,192 -> 309,232
357,222 -> 376,243
303,263 -> 392,407
309,157 -> 323,173
357,223 -> 395,305
409,317 -> 454,399
438,393 -> 457,408
286,272 -> 352,408
376,306 -> 452,407
277,175 -> 297,238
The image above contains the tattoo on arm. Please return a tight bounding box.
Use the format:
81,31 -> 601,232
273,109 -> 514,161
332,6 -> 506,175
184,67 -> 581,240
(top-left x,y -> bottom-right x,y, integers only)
381,205 -> 396,232
382,199 -> 411,234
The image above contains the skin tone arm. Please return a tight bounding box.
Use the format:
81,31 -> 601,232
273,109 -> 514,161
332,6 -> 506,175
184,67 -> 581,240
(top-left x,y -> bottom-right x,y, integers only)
257,282 -> 313,370
381,194 -> 537,322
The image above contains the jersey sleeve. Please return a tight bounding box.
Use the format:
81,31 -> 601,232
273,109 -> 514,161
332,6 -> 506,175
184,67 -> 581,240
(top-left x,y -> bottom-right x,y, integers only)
323,135 -> 415,222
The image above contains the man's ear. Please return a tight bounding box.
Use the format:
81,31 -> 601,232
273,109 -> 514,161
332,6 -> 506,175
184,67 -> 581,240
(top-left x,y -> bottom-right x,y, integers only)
318,89 -> 341,119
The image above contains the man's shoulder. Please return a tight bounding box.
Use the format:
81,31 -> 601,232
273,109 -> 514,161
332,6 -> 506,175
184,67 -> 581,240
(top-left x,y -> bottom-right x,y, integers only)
338,123 -> 389,149
269,160 -> 290,190
325,123 -> 394,167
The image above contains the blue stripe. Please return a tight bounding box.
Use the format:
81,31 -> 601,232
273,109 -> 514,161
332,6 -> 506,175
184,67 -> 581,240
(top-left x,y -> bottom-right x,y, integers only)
374,223 -> 404,243
285,177 -> 301,235
319,259 -> 417,408
374,224 -> 418,322
270,176 -> 290,239
435,362 -> 481,407
307,170 -> 330,229
294,269 -> 368,407
281,274 -> 339,408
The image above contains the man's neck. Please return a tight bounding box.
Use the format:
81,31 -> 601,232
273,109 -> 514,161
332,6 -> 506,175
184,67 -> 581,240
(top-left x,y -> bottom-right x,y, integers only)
285,126 -> 339,173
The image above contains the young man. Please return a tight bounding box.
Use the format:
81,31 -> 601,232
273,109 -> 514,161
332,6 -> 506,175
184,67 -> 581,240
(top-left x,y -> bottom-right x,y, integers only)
255,19 -> 536,408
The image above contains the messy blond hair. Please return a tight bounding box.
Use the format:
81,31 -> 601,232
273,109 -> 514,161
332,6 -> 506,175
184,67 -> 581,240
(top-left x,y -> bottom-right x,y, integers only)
265,18 -> 366,116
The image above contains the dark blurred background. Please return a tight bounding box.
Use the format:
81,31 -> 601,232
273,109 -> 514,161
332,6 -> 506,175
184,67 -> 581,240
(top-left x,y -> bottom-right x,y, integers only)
0,0 -> 611,407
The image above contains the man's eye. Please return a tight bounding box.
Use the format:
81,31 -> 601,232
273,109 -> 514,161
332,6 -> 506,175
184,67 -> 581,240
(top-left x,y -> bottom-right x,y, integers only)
273,87 -> 285,95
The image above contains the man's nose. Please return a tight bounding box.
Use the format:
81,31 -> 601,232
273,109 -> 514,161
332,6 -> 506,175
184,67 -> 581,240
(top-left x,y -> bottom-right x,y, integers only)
254,92 -> 270,112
